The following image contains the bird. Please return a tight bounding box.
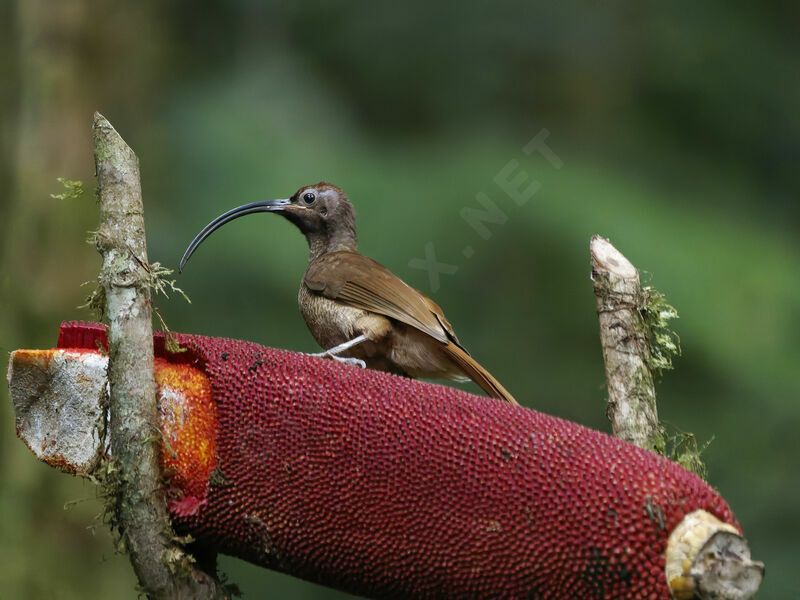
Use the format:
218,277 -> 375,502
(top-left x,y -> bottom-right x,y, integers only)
179,182 -> 517,404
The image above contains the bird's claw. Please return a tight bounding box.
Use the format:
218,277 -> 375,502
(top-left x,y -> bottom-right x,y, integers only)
332,355 -> 367,369
309,351 -> 366,369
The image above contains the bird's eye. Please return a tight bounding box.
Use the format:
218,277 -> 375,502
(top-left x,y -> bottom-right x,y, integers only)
303,192 -> 316,204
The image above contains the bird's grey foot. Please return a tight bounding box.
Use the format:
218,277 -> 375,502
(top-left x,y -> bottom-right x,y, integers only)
309,352 -> 366,369
308,334 -> 369,368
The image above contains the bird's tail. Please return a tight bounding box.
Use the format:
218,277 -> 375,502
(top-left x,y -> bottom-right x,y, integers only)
442,344 -> 518,405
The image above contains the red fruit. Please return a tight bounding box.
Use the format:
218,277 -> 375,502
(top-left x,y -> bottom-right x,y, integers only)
58,322 -> 739,599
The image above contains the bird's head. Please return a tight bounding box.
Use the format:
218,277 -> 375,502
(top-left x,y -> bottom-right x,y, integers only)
179,182 -> 358,271
284,183 -> 356,237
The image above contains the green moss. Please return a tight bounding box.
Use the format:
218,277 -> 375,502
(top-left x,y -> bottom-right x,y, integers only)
50,177 -> 85,201
650,428 -> 667,457
80,281 -> 107,321
81,243 -> 191,352
87,458 -> 127,553
641,285 -> 681,374
637,283 -> 709,476
154,309 -> 186,354
663,423 -> 712,479
145,261 -> 191,353
164,545 -> 197,576
146,262 -> 190,304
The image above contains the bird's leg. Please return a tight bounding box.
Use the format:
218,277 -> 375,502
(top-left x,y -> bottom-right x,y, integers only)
309,334 -> 369,368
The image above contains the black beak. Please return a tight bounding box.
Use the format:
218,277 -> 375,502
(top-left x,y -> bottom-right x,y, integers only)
179,198 -> 291,272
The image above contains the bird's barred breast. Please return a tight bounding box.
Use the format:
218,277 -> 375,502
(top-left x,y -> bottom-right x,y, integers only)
298,283 -> 372,349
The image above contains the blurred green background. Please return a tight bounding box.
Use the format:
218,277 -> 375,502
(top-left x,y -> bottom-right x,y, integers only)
1,1 -> 798,598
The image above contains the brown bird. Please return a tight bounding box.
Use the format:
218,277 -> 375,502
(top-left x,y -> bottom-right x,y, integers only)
180,182 -> 517,404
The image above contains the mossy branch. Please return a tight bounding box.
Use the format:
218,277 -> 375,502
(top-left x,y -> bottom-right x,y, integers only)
93,112 -> 227,599
590,236 -> 708,477
590,236 -> 664,453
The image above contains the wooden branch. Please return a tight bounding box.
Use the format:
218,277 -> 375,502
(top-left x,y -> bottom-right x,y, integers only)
591,235 -> 763,599
93,113 -> 227,599
590,235 -> 663,452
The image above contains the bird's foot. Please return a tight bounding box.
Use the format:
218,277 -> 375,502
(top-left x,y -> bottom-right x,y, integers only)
308,351 -> 366,369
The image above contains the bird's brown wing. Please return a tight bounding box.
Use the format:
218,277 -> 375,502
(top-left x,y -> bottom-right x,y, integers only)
303,251 -> 460,346
304,251 -> 517,404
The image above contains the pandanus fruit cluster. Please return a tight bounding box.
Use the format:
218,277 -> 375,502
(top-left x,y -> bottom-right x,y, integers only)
7,321 -> 763,599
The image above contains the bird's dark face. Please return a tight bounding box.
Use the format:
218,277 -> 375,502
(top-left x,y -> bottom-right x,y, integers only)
179,181 -> 357,272
283,183 -> 353,235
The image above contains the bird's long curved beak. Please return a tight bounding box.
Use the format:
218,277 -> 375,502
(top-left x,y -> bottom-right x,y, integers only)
179,198 -> 291,272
